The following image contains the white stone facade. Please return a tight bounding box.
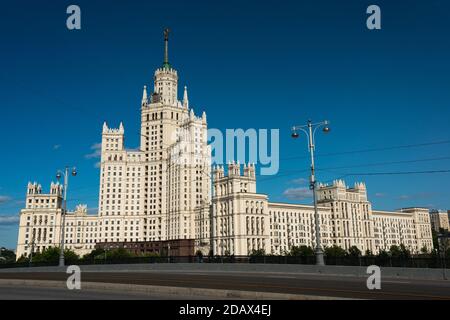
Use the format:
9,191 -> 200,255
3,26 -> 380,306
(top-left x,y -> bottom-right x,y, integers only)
211,171 -> 434,256
429,210 -> 450,232
16,183 -> 98,258
16,34 -> 210,259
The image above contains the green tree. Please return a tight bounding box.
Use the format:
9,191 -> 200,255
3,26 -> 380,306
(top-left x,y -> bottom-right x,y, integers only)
250,249 -> 265,257
437,229 -> 450,257
107,248 -> 133,260
82,248 -> 105,260
142,252 -> 160,258
31,247 -> 79,263
195,250 -> 203,258
377,249 -> 389,259
16,254 -> 29,264
365,249 -> 374,257
420,246 -> 429,255
289,245 -> 314,257
348,246 -> 362,258
399,244 -> 411,259
389,245 -> 402,258
0,247 -> 16,264
64,248 -> 80,262
432,229 -> 439,250
324,245 -> 347,257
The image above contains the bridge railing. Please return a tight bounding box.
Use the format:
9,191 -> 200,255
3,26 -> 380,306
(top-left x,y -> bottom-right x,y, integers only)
0,255 -> 448,269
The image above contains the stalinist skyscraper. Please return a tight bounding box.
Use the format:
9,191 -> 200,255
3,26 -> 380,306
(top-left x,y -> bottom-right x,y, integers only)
98,29 -> 211,246
15,29 -> 433,260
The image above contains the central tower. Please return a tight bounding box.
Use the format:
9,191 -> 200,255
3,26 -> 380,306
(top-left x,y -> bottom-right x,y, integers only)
139,29 -> 211,244
153,28 -> 178,106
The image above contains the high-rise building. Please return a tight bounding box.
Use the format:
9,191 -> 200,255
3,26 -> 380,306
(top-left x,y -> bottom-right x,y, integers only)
15,30 -> 434,260
97,28 -> 210,247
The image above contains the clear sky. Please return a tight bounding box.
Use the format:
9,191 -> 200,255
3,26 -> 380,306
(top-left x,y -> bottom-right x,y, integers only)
1,0 -> 450,249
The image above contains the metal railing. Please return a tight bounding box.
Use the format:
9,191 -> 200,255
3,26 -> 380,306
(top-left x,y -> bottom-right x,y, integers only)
1,255 -> 449,269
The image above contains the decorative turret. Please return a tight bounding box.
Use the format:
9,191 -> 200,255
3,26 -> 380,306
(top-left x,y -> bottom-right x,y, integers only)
202,111 -> 207,123
27,182 -> 42,195
212,165 -> 225,181
228,161 -> 241,177
142,85 -> 148,106
183,86 -> 189,108
101,122 -> 125,152
75,204 -> 88,215
244,163 -> 256,179
50,182 -> 63,196
333,179 -> 346,188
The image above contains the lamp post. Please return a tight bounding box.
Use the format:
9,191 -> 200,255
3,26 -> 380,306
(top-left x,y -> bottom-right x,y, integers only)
437,231 -> 449,280
29,234 -> 35,267
56,166 -> 77,267
167,242 -> 171,263
291,120 -> 330,266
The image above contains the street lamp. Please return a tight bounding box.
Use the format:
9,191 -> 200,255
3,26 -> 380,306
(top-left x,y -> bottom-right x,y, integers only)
291,119 -> 330,266
167,242 -> 171,263
56,166 -> 77,267
437,231 -> 449,280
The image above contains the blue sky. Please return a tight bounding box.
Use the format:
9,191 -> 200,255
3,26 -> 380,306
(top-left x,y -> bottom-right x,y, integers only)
1,0 -> 450,249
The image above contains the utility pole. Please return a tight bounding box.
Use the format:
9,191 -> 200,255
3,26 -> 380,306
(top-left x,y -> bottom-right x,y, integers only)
167,242 -> 171,263
56,166 -> 77,267
291,120 -> 330,266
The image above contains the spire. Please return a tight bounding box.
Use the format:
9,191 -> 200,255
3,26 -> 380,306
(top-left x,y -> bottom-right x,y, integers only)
162,28 -> 171,69
183,86 -> 189,108
142,85 -> 147,105
119,122 -> 124,133
102,121 -> 108,133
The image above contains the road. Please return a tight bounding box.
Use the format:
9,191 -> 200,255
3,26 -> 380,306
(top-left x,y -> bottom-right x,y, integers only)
0,284 -> 205,300
1,269 -> 450,299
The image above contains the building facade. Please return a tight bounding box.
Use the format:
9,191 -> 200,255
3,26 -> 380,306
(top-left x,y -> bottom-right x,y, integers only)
210,167 -> 433,256
15,30 -> 434,259
429,210 -> 450,232
95,239 -> 195,257
16,182 -> 98,258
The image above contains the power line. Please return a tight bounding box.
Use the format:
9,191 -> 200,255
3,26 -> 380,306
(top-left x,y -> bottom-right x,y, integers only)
281,140 -> 450,161
315,155 -> 450,171
340,169 -> 450,177
257,155 -> 450,183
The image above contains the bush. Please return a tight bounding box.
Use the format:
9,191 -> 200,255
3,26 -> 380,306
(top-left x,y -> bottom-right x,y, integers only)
324,245 -> 347,257
28,247 -> 79,264
107,248 -> 133,260
289,245 -> 314,257
348,246 -> 362,258
0,248 -> 16,264
82,248 -> 105,260
249,249 -> 265,257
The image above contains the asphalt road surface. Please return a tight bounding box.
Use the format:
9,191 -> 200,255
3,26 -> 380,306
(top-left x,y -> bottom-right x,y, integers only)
1,270 -> 450,300
0,284 -> 204,300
